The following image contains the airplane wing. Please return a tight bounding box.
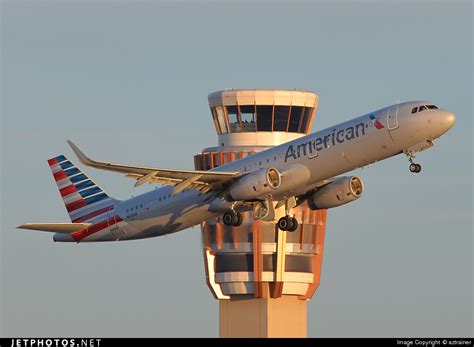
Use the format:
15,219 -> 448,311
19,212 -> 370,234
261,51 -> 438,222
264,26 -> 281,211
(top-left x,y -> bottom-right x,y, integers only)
17,223 -> 91,233
67,141 -> 241,194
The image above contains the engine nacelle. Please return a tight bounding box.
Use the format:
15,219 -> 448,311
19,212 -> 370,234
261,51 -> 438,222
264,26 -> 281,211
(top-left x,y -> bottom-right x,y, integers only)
227,164 -> 310,201
308,176 -> 364,210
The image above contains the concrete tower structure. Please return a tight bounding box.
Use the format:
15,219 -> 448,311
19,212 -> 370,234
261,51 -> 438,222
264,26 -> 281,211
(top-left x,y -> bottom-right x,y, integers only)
194,89 -> 328,338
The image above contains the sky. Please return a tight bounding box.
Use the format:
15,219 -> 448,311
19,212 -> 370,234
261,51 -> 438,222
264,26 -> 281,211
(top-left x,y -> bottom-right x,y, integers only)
1,0 -> 472,338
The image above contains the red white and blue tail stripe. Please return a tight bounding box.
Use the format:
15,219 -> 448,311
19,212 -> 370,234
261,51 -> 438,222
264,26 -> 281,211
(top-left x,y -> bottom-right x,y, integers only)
47,155 -> 114,224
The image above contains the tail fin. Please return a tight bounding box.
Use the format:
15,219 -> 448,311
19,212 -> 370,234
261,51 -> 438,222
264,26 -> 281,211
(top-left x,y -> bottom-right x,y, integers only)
47,155 -> 115,223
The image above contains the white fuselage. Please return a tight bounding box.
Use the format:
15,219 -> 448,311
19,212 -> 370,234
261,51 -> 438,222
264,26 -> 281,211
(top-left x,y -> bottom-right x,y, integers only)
74,101 -> 455,242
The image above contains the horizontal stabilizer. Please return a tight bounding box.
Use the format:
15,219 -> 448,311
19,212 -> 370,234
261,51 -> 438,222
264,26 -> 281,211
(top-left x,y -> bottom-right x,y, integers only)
17,223 -> 92,234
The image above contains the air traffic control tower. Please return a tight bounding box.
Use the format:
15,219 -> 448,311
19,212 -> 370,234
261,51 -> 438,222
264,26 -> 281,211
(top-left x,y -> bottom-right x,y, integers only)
194,90 -> 328,338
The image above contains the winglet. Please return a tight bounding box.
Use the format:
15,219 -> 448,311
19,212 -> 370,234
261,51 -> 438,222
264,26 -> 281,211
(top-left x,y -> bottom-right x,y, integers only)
67,140 -> 94,166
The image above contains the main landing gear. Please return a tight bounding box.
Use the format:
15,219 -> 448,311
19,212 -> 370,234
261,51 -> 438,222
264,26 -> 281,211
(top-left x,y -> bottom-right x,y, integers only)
276,197 -> 298,232
277,215 -> 298,232
222,211 -> 243,227
406,153 -> 422,173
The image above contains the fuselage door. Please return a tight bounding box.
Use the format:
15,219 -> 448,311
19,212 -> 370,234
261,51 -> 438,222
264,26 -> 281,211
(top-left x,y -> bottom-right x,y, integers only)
107,208 -> 120,238
387,106 -> 399,130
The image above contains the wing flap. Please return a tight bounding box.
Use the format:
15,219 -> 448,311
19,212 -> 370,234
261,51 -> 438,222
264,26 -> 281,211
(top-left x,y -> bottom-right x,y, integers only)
17,223 -> 92,234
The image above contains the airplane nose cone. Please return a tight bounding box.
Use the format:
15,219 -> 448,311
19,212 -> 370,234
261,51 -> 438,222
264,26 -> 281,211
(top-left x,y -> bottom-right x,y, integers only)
441,112 -> 456,132
431,111 -> 456,138
445,112 -> 456,128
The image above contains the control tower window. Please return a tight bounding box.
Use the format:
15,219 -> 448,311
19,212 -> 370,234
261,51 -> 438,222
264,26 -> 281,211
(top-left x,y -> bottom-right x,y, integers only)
299,107 -> 313,133
215,106 -> 229,133
256,105 -> 273,131
288,106 -> 303,132
204,153 -> 211,170
226,105 -> 240,132
213,153 -> 220,167
273,106 -> 290,131
211,108 -> 222,134
240,105 -> 256,132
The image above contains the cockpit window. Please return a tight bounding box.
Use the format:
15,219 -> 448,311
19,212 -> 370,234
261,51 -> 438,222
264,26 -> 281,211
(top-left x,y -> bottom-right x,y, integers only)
412,104 -> 438,114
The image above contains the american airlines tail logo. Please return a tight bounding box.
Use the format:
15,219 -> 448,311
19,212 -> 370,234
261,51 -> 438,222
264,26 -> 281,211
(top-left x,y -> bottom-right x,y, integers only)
370,114 -> 385,129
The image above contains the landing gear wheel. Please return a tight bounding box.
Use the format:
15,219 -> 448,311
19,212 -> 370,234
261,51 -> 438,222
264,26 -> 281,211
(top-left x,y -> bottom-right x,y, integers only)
233,212 -> 243,227
222,212 -> 234,227
288,217 -> 299,232
222,211 -> 243,227
223,212 -> 236,226
278,216 -> 298,231
406,151 -> 422,174
409,163 -> 422,173
277,216 -> 291,231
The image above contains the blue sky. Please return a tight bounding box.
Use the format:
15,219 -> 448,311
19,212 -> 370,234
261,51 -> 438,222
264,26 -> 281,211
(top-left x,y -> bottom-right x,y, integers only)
1,0 -> 472,337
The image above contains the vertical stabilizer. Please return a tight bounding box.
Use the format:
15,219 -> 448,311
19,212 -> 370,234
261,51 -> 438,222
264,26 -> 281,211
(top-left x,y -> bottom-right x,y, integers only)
47,155 -> 115,223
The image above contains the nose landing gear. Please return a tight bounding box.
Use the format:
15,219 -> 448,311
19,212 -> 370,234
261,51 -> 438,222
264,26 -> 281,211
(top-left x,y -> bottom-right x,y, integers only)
406,153 -> 422,173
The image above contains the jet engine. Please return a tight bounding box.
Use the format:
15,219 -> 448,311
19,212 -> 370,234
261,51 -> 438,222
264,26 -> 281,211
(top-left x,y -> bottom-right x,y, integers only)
227,164 -> 310,201
308,176 -> 364,210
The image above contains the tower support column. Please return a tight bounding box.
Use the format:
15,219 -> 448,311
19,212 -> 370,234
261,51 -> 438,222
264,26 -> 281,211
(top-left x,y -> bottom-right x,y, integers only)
219,295 -> 307,338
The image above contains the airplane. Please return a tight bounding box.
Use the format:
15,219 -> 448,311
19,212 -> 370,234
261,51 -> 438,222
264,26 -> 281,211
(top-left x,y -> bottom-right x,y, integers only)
18,101 -> 456,242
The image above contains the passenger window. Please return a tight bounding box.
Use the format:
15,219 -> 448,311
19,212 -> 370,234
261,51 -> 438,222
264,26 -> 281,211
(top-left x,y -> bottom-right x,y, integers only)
412,107 -> 417,114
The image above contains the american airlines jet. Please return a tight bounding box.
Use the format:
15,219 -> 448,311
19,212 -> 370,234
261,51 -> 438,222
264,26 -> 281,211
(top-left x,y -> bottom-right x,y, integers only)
19,101 -> 455,242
